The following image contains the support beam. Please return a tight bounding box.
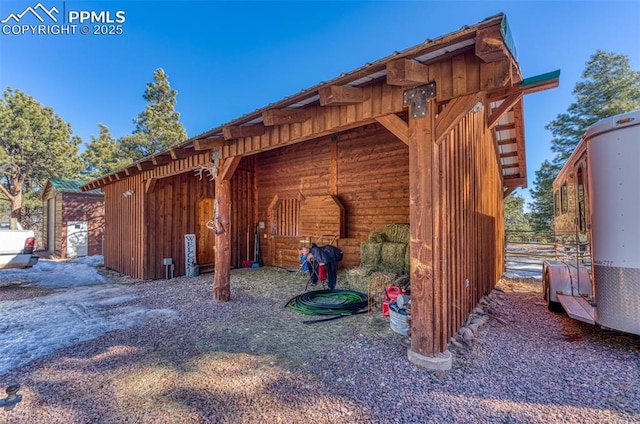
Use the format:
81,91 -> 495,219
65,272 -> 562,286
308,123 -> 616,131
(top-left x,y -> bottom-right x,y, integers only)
503,185 -> 518,198
213,155 -> 240,301
500,151 -> 519,158
497,137 -> 517,146
494,123 -> 515,132
223,124 -> 265,140
194,137 -> 226,151
502,163 -> 520,169
475,25 -> 510,63
487,93 -> 522,129
219,155 -> 241,181
503,177 -> 526,191
262,109 -> 312,126
318,85 -> 363,106
486,70 -> 560,101
386,59 -> 430,86
213,174 -> 231,301
435,92 -> 484,143
375,113 -> 410,145
407,97 -> 452,370
145,178 -> 157,194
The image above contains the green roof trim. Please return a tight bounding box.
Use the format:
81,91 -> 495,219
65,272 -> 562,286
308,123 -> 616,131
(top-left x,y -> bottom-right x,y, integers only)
500,15 -> 517,60
520,70 -> 561,87
49,178 -> 102,195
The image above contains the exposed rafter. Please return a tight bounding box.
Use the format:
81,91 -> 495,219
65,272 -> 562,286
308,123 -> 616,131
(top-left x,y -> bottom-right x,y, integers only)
386,59 -> 430,87
318,85 -> 364,106
137,161 -> 154,171
263,109 -> 312,126
223,124 -> 265,140
475,25 -> 510,63
152,154 -> 172,166
194,137 -> 226,150
170,147 -> 195,160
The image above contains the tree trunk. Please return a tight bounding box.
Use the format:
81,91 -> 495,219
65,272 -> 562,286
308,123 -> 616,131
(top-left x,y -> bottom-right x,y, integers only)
10,191 -> 21,223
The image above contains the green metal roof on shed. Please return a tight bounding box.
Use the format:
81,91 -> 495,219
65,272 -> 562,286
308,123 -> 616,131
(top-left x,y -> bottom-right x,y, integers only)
48,178 -> 102,195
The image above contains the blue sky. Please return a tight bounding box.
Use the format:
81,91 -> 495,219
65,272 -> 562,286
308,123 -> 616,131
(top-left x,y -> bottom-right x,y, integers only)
1,1 -> 639,207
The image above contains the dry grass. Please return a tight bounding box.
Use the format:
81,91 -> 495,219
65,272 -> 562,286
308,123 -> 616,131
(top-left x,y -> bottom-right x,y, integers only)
3,270 -> 639,423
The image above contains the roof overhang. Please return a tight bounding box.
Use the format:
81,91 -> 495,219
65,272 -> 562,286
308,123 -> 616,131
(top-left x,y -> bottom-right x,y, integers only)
82,13 -> 557,193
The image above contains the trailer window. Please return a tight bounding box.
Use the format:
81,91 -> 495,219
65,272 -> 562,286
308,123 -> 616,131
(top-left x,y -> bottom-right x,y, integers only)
577,167 -> 587,232
561,183 -> 568,214
554,190 -> 561,216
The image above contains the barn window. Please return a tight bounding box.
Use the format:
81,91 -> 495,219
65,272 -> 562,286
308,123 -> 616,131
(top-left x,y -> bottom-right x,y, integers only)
274,198 -> 300,236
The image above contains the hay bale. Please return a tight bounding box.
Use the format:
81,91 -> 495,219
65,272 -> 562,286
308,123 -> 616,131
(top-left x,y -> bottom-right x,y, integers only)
368,231 -> 387,243
360,242 -> 382,267
345,266 -> 375,293
404,245 -> 411,275
384,224 -> 410,244
367,271 -> 396,311
380,242 -> 407,273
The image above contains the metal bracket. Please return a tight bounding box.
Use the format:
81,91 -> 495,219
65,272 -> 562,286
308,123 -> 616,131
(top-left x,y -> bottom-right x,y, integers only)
403,82 -> 436,119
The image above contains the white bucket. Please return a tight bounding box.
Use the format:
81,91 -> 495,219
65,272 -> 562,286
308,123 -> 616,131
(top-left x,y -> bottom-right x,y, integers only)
389,304 -> 410,335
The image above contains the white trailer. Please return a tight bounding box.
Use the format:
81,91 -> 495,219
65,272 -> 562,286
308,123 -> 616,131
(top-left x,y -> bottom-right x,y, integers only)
543,109 -> 640,335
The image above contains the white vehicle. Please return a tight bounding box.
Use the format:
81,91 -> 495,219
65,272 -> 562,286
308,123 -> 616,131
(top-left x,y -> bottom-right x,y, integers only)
543,109 -> 640,336
0,219 -> 39,269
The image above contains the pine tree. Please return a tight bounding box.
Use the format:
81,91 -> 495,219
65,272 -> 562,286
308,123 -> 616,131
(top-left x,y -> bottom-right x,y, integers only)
504,192 -> 532,241
0,88 -> 82,223
528,160 -> 560,233
529,51 -> 640,230
121,68 -> 187,161
81,124 -> 127,179
547,50 -> 640,166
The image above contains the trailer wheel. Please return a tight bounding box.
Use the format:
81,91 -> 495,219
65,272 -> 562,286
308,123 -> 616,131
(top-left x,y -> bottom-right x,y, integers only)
543,267 -> 564,313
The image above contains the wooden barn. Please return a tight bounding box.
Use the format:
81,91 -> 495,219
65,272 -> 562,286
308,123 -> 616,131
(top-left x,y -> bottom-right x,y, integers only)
42,178 -> 104,258
82,13 -> 558,369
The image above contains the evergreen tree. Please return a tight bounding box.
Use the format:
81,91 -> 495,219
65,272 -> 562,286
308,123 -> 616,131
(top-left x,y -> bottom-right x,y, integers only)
528,160 -> 560,233
0,88 -> 82,223
81,124 -> 127,179
547,50 -> 640,166
529,51 -> 640,229
121,68 -> 187,161
504,192 -> 532,240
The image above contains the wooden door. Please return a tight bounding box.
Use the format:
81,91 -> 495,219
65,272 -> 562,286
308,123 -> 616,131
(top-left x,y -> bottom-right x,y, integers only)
197,197 -> 215,266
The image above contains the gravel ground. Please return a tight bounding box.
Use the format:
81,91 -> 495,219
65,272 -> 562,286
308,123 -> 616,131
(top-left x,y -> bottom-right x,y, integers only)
1,267 -> 639,423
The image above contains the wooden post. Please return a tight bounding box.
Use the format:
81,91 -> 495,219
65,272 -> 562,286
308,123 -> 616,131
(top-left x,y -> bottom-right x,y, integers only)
407,99 -> 451,369
213,156 -> 241,301
408,102 -> 436,355
213,177 -> 231,301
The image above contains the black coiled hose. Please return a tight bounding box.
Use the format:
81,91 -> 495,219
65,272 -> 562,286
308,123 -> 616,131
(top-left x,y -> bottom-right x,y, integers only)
285,289 -> 368,324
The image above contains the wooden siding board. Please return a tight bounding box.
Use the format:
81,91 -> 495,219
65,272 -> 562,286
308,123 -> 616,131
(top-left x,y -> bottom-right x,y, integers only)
256,124 -> 409,269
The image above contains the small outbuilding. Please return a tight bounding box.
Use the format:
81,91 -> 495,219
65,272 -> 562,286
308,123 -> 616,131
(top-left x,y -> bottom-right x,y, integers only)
82,13 -> 558,369
42,178 -> 104,258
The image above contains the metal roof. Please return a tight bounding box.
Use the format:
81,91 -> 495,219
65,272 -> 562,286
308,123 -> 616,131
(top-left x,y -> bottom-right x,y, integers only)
48,178 -> 102,195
